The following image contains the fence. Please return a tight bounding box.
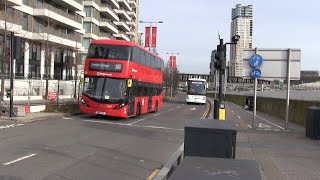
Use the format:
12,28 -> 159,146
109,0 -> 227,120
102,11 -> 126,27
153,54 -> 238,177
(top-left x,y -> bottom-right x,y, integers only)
0,76 -> 83,101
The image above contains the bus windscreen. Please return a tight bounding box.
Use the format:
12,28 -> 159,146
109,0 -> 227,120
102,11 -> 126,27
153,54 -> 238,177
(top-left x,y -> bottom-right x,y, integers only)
187,81 -> 206,95
87,44 -> 131,60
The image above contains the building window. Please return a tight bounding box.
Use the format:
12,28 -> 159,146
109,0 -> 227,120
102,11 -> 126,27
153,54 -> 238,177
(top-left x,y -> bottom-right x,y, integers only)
83,22 -> 92,33
29,43 -> 41,61
23,14 -> 28,30
22,0 -> 29,6
84,6 -> 92,17
82,38 -> 91,49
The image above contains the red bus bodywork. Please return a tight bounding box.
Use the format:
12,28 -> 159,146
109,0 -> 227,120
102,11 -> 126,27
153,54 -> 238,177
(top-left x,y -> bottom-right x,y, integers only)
80,40 -> 164,118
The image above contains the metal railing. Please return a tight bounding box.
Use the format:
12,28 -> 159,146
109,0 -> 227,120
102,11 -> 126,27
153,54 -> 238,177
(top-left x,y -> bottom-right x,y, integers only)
33,25 -> 80,42
100,3 -> 117,15
100,18 -> 118,29
34,2 -> 82,23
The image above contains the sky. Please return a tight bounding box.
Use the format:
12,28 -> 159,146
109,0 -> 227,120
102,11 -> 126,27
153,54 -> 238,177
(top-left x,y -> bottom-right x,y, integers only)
139,0 -> 320,74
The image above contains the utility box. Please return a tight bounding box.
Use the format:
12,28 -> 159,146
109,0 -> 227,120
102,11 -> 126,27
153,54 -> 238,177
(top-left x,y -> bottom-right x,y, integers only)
306,106 -> 320,140
13,106 -> 25,117
184,119 -> 237,159
169,157 -> 262,180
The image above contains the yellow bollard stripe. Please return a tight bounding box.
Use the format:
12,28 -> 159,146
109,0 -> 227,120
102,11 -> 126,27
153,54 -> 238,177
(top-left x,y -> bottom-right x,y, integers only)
219,108 -> 226,121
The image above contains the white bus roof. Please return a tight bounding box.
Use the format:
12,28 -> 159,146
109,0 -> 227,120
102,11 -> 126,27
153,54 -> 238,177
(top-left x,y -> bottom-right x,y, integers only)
188,78 -> 207,82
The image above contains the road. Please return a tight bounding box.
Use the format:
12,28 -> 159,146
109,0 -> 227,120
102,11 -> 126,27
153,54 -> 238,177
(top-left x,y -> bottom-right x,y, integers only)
0,94 -> 207,180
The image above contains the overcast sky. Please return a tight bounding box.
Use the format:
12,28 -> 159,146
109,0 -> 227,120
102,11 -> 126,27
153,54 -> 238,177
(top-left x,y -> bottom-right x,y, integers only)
139,0 -> 319,74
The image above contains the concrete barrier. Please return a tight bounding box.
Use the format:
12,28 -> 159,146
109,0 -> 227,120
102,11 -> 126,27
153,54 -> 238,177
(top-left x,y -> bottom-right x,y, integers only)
30,105 -> 46,113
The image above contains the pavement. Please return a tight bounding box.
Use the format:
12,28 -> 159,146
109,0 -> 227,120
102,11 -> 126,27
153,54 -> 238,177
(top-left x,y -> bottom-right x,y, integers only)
223,100 -> 320,180
0,94 -> 207,180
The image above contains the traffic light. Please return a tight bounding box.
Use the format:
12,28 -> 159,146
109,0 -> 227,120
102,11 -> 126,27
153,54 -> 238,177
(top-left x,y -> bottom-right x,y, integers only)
214,39 -> 226,70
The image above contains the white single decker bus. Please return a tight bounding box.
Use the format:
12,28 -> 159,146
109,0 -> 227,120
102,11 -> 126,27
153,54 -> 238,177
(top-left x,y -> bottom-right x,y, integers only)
186,78 -> 208,104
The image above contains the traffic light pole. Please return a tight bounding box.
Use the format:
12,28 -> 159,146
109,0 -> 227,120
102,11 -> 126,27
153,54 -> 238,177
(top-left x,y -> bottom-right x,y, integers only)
218,39 -> 224,101
10,32 -> 14,117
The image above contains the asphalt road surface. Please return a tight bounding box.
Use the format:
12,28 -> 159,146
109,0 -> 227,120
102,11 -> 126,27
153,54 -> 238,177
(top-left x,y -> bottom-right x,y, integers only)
0,94 -> 207,180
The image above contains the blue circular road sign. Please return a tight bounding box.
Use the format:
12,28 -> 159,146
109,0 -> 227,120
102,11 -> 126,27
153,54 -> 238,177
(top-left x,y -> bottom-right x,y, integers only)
251,68 -> 261,79
249,54 -> 263,68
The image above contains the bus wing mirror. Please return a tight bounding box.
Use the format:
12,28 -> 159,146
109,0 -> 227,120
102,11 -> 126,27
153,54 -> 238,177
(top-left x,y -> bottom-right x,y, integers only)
128,79 -> 132,88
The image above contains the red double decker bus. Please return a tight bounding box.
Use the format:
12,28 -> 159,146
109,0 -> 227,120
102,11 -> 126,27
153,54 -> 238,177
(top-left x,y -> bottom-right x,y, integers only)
80,40 -> 164,118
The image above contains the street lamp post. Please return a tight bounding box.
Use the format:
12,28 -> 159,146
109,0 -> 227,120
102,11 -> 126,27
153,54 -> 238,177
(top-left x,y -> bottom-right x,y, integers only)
166,52 -> 179,98
139,21 -> 163,51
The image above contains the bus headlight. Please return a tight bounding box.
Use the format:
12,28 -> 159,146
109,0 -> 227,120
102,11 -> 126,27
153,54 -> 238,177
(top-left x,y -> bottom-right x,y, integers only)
81,99 -> 89,107
114,102 -> 127,109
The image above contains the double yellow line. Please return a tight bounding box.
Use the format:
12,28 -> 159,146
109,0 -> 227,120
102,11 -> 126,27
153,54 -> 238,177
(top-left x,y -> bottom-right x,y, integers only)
201,99 -> 211,119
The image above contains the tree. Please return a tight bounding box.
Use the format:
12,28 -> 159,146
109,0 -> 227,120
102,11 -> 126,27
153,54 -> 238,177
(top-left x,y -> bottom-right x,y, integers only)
0,1 -> 29,100
163,62 -> 180,97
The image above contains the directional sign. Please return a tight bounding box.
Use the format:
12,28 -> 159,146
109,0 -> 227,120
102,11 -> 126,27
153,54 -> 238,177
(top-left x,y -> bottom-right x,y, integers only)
251,68 -> 261,79
249,54 -> 263,68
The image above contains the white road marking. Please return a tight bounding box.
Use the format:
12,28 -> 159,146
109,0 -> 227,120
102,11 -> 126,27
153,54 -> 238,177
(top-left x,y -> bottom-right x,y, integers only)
231,103 -> 285,129
259,123 -> 271,128
0,124 -> 24,130
168,108 -> 175,112
248,125 -> 252,129
84,120 -> 183,131
176,106 -> 181,109
153,113 -> 161,117
237,115 -> 241,119
84,120 -> 131,126
190,108 -> 196,111
3,153 -> 37,166
264,129 -> 271,131
141,125 -> 183,131
231,111 -> 234,113
62,117 -> 73,120
130,118 -> 146,125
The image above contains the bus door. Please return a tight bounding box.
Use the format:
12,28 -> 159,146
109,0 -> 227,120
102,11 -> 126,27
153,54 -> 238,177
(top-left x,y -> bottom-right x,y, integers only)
127,80 -> 135,116
148,86 -> 152,112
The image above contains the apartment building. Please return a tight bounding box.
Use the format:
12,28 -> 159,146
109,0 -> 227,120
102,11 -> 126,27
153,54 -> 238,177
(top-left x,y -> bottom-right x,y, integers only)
0,0 -> 140,80
229,4 -> 253,77
82,0 -> 140,57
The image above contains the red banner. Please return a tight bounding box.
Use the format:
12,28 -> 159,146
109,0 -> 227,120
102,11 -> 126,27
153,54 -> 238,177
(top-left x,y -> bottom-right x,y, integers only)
169,56 -> 177,69
152,27 -> 157,48
145,27 -> 150,48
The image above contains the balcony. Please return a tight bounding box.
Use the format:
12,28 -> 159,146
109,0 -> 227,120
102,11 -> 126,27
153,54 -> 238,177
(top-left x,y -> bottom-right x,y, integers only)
127,11 -> 137,19
32,26 -> 81,48
100,18 -> 119,34
114,31 -> 130,41
127,21 -> 136,27
115,9 -> 131,21
54,0 -> 83,11
101,0 -> 120,9
117,0 -> 131,11
114,20 -> 130,32
7,0 -> 22,6
127,31 -> 136,37
128,0 -> 137,8
84,33 -> 99,40
99,32 -> 114,39
33,2 -> 82,30
100,3 -> 119,21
